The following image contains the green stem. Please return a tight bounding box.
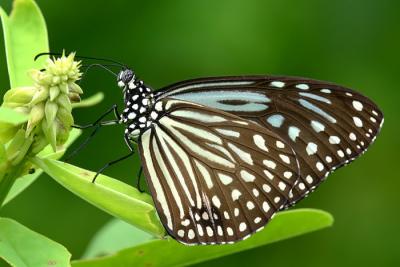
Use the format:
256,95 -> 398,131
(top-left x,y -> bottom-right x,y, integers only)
0,160 -> 25,207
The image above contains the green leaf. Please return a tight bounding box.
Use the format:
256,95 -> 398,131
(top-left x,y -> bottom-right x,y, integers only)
0,106 -> 28,125
30,157 -> 165,237
72,209 -> 333,267
2,128 -> 81,206
82,218 -> 154,259
72,92 -> 104,109
0,0 -> 49,88
0,217 -> 71,267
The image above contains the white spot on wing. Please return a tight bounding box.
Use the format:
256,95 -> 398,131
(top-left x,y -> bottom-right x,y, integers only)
329,136 -> 341,144
215,128 -> 240,138
228,142 -> 253,165
299,92 -> 331,104
253,134 -> 269,152
270,81 -> 285,88
296,84 -> 310,90
352,100 -> 363,111
267,114 -> 285,127
288,126 -> 300,141
240,170 -> 256,182
299,99 -> 337,123
311,120 -> 325,133
218,173 -> 233,185
232,189 -> 242,201
171,110 -> 226,123
353,116 -> 363,127
194,159 -> 213,189
140,130 -> 173,230
306,142 -> 318,155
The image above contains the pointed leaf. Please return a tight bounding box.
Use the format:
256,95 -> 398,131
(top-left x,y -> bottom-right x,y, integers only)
0,218 -> 71,267
0,0 -> 49,88
31,157 -> 165,237
82,219 -> 154,259
72,209 -> 333,267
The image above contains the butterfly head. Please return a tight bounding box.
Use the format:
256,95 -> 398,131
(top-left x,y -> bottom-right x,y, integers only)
117,68 -> 135,88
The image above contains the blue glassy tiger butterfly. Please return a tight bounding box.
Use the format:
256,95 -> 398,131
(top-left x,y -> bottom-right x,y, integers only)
42,53 -> 383,245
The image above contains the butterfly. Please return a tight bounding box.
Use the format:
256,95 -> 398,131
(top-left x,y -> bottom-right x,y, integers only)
97,69 -> 384,245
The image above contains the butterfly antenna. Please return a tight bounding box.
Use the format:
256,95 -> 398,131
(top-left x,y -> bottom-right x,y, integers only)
34,52 -> 127,68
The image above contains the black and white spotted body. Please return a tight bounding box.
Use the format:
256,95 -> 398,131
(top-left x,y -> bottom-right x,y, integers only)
117,69 -> 157,138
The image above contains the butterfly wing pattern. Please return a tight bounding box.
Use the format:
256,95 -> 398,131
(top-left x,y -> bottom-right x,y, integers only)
156,76 -> 384,207
116,69 -> 383,245
138,98 -> 300,244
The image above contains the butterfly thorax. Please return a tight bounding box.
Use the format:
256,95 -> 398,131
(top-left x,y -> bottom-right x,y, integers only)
121,78 -> 156,138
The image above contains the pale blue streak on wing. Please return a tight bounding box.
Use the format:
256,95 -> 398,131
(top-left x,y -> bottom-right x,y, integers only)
171,90 -> 271,112
298,99 -> 337,123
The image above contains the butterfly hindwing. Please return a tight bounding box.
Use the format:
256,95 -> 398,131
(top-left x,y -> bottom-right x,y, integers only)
138,98 -> 300,244
156,76 -> 384,206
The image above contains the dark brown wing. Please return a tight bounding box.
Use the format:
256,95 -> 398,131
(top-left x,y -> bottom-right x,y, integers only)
138,98 -> 300,244
156,76 -> 384,206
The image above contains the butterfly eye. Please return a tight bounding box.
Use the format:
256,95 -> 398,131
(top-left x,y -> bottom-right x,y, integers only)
117,69 -> 134,87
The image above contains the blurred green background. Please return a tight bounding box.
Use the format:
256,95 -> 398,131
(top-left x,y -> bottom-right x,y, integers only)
1,0 -> 399,266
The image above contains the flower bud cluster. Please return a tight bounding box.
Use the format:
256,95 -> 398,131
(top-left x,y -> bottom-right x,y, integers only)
1,53 -> 82,159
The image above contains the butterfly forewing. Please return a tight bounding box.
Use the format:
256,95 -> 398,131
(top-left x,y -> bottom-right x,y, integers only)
138,98 -> 300,244
156,76 -> 384,206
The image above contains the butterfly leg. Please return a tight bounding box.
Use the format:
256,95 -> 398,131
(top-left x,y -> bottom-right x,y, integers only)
92,135 -> 135,183
67,105 -> 121,161
72,104 -> 120,129
136,166 -> 144,193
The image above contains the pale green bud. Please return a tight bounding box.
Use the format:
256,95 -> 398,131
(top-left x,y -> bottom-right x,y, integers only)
1,52 -> 83,158
57,106 -> 74,127
59,83 -> 69,94
42,119 -> 57,151
30,132 -> 48,154
3,86 -> 35,107
69,83 -> 83,94
30,87 -> 49,106
49,86 -> 60,101
44,101 -> 58,126
26,103 -> 45,136
57,94 -> 72,113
